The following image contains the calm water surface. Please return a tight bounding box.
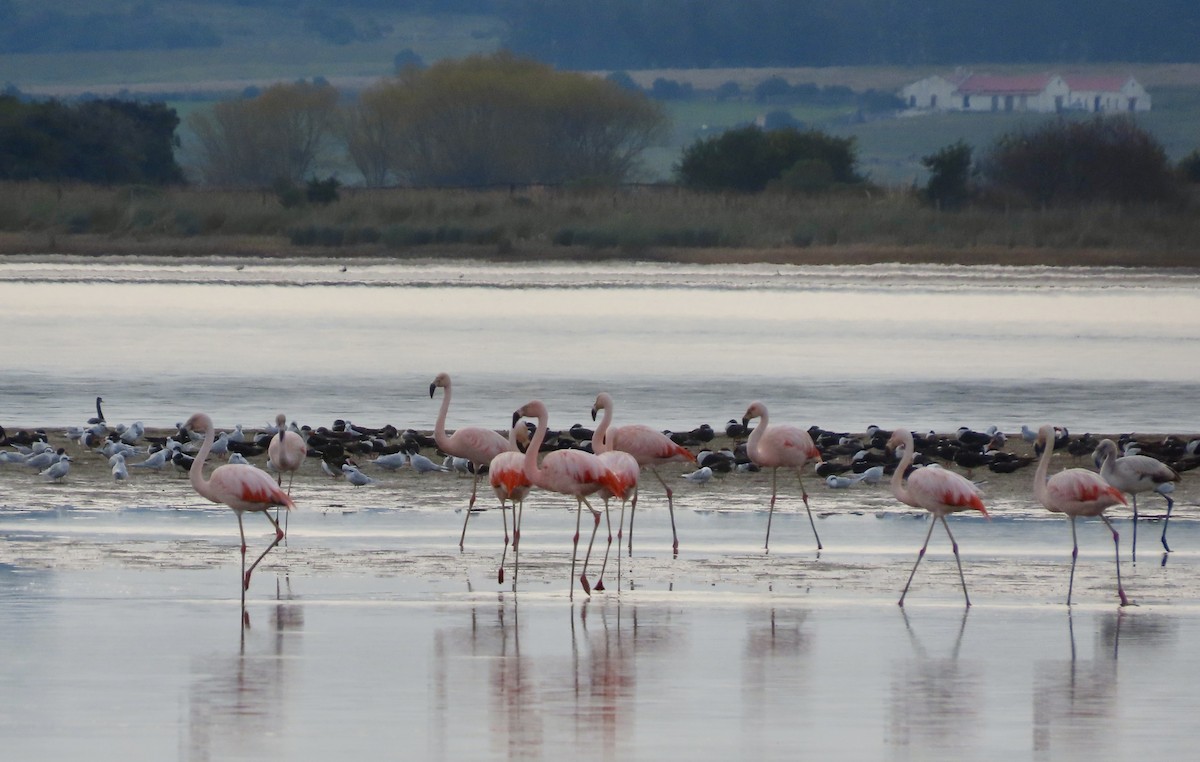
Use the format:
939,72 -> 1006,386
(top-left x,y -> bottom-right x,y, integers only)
3,255 -> 1200,760
2,259 -> 1199,432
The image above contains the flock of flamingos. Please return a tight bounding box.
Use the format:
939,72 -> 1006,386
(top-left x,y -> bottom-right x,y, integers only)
9,373 -> 1187,610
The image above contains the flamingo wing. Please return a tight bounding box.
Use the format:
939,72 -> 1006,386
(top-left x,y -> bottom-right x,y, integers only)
490,452 -> 532,494
1047,469 -> 1127,514
757,425 -> 821,465
909,466 -> 988,515
445,426 -> 511,464
210,464 -> 295,511
612,425 -> 697,464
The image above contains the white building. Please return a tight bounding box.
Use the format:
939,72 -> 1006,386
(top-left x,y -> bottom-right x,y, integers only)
899,72 -> 1150,114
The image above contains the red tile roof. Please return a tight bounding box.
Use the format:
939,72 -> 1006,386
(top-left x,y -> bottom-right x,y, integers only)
1063,75 -> 1131,91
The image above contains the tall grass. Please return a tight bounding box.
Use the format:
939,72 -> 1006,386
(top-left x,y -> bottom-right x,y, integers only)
1,181 -> 1198,266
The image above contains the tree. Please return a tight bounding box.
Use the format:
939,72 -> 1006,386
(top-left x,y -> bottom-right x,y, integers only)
339,52 -> 667,187
189,81 -> 339,187
0,95 -> 183,184
675,125 -> 861,192
980,116 -> 1179,206
921,140 -> 973,210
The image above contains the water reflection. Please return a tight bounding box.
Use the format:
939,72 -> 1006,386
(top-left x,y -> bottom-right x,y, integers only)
888,609 -> 981,755
741,608 -> 810,757
1031,612 -> 1120,759
186,575 -> 304,762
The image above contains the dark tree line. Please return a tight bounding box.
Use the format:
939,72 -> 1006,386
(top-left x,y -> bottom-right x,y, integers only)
0,3 -> 219,54
0,97 -> 184,184
500,0 -> 1200,69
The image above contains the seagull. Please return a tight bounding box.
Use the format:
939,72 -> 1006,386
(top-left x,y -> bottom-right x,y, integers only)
24,448 -> 63,470
341,463 -> 376,486
409,453 -> 449,473
825,474 -> 860,489
856,465 -> 885,485
111,453 -> 129,481
443,455 -> 473,475
228,452 -> 250,466
370,452 -> 408,471
130,448 -> 171,469
119,421 -> 145,445
681,466 -> 714,485
41,456 -> 72,482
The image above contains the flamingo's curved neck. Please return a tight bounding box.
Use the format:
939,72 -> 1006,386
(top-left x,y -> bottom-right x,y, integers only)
522,408 -> 548,485
433,383 -> 453,451
189,423 -> 217,502
1033,429 -> 1054,504
747,409 -> 769,461
593,401 -> 614,454
890,433 -> 914,506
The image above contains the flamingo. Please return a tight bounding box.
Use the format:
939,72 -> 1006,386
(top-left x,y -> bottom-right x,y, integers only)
514,400 -> 623,599
490,423 -> 534,585
267,413 -> 307,533
185,412 -> 294,594
588,410 -> 640,591
1033,425 -> 1130,606
430,372 -> 512,548
887,428 -> 989,607
590,392 -> 695,556
1093,438 -> 1182,560
742,401 -> 823,552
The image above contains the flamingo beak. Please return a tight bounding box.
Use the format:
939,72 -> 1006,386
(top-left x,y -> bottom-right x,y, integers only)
741,416 -> 750,429
512,410 -> 522,428
590,407 -> 598,422
428,383 -> 436,398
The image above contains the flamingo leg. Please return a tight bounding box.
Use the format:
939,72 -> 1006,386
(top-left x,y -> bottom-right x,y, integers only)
244,511 -> 284,591
1130,494 -> 1139,565
627,487 -> 638,557
513,499 -> 523,586
594,498 -> 615,591
650,467 -> 679,556
459,469 -> 482,549
498,497 -> 510,585
940,516 -> 971,607
795,468 -> 822,551
1101,515 -> 1131,606
765,468 -> 778,552
1067,516 -> 1079,606
1160,492 -> 1174,553
571,498 -> 584,600
580,508 -> 602,595
899,517 -> 937,607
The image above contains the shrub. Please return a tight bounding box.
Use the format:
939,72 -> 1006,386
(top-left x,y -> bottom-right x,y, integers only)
980,116 -> 1179,207
921,141 -> 973,210
306,176 -> 341,205
675,125 -> 861,192
1179,150 -> 1200,183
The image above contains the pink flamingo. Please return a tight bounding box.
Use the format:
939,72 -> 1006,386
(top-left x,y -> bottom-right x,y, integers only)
186,412 -> 294,594
1093,438 -> 1182,560
430,372 -> 512,549
588,415 -> 640,591
1033,425 -> 1130,606
513,400 -> 623,599
267,413 -> 307,533
590,392 -> 696,556
742,401 -> 823,552
887,428 -> 990,607
491,423 -> 533,585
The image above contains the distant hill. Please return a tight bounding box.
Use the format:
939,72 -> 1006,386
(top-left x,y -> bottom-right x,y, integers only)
4,1 -> 1199,70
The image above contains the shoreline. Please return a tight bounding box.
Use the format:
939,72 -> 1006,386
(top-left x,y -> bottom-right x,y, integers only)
2,233 -> 1199,269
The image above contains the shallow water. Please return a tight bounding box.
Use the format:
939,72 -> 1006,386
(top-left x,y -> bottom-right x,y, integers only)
2,259 -> 1199,432
3,258 -> 1200,759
